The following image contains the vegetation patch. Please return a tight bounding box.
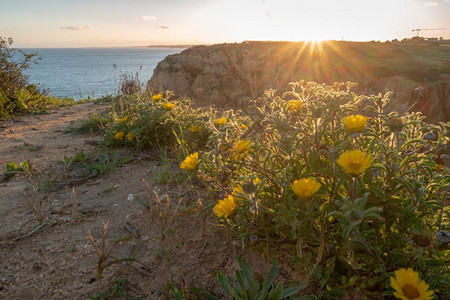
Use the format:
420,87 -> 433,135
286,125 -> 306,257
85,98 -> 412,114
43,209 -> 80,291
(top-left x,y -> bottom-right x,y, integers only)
0,36 -> 81,119
94,81 -> 449,298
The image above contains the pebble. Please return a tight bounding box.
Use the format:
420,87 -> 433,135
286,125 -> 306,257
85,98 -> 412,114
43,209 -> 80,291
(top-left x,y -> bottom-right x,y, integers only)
51,207 -> 63,214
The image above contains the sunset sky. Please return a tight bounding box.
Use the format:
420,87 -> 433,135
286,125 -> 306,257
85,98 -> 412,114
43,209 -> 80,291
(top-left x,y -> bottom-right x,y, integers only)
1,0 -> 450,47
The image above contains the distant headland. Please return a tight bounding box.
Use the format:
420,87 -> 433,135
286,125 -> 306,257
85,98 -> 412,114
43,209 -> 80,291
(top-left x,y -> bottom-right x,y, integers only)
146,44 -> 199,49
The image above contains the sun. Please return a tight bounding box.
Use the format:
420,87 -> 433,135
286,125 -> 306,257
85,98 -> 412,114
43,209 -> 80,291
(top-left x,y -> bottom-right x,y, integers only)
306,39 -> 326,43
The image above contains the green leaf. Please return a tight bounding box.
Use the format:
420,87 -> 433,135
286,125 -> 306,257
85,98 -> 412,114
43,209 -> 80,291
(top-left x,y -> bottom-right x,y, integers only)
347,277 -> 356,286
20,160 -> 31,171
426,259 -> 444,267
282,285 -> 300,298
296,295 -> 317,300
267,282 -> 283,300
205,294 -> 220,300
6,161 -> 19,172
217,272 -> 231,295
238,259 -> 254,288
248,281 -> 261,298
262,261 -> 279,294
366,184 -> 385,200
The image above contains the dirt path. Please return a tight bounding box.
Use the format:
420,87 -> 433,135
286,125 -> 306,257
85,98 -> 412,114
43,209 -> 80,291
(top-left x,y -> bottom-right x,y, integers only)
0,103 -> 243,299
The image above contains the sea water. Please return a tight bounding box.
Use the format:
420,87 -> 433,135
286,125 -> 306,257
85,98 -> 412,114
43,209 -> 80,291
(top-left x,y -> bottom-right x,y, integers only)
23,48 -> 183,100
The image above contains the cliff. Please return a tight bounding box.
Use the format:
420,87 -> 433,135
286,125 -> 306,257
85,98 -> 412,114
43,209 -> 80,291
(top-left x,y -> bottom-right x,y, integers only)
147,41 -> 450,123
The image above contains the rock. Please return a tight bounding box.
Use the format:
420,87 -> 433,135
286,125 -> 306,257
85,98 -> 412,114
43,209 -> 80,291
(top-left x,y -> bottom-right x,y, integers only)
147,41 -> 449,123
51,207 -> 63,215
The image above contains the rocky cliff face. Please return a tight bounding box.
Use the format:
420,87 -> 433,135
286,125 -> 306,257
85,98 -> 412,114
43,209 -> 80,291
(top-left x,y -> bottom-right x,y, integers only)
148,41 -> 450,123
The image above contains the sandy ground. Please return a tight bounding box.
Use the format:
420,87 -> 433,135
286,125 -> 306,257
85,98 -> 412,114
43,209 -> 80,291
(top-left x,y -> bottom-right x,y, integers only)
0,103 -> 254,299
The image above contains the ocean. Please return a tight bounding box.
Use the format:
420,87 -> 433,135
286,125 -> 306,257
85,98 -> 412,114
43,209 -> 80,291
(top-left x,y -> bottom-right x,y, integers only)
22,48 -> 184,100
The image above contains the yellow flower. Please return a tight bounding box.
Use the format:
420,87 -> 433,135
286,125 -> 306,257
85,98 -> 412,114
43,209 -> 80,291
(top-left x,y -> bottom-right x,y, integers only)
241,124 -> 248,130
114,132 -> 124,140
230,139 -> 254,161
151,93 -> 162,101
287,100 -> 303,112
126,132 -> 135,140
390,268 -> 433,300
233,184 -> 246,201
180,152 -> 199,171
189,125 -> 202,132
290,178 -> 321,200
342,115 -> 367,134
337,150 -> 373,175
214,117 -> 227,126
213,195 -> 237,218
118,117 -> 127,123
163,103 -> 175,110
233,178 -> 261,201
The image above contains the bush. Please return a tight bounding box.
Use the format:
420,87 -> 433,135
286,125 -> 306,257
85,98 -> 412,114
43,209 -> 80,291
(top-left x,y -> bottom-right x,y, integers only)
197,81 -> 449,298
0,36 -> 75,118
101,92 -> 248,154
99,82 -> 449,298
0,37 -> 39,99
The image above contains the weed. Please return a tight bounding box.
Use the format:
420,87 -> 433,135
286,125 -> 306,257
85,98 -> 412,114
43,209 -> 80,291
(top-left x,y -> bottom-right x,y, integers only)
217,259 -> 300,300
69,110 -> 108,134
90,278 -> 143,300
71,187 -> 80,222
4,160 -> 31,180
88,152 -> 131,176
88,223 -> 137,280
101,185 -> 117,194
14,142 -> 43,152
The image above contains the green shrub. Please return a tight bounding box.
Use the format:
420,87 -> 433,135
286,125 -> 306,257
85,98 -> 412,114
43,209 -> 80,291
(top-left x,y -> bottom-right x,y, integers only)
102,93 -> 244,154
217,259 -> 300,300
0,36 -> 76,118
195,81 -> 449,298
100,82 -> 449,298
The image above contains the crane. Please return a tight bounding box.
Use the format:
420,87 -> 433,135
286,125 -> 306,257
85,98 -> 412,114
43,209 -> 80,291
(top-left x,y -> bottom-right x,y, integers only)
412,28 -> 445,37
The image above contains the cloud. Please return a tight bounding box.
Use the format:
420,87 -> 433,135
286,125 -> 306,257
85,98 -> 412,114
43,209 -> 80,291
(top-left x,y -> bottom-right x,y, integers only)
423,2 -> 438,7
265,12 -> 272,17
138,15 -> 157,21
156,25 -> 169,29
60,25 -> 93,30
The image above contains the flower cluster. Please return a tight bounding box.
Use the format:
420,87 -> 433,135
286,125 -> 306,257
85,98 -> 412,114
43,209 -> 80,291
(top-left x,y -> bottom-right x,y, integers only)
101,80 -> 448,297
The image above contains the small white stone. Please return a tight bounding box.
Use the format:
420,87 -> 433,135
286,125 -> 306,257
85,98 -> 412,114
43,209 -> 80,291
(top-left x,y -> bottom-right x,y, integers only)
127,194 -> 134,201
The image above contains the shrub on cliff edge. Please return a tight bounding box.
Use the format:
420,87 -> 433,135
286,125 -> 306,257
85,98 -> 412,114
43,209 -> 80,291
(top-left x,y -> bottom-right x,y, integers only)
0,37 -> 75,119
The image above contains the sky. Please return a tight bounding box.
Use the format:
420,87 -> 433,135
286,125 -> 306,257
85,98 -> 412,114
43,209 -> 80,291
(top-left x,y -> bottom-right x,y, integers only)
1,0 -> 450,47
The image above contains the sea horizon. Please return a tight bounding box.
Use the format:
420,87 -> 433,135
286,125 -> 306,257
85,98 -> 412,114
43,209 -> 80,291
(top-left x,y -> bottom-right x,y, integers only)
23,47 -> 183,100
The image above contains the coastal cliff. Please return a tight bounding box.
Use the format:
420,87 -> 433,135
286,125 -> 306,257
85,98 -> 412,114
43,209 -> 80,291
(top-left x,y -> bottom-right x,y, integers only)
147,41 -> 450,123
